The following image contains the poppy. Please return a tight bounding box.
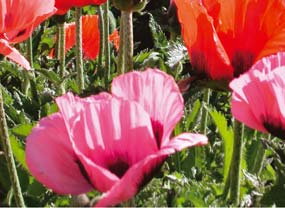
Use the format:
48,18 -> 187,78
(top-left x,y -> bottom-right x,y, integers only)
0,0 -> 56,69
230,52 -> 285,140
174,0 -> 285,80
50,15 -> 119,60
26,69 -> 208,206
55,0 -> 107,15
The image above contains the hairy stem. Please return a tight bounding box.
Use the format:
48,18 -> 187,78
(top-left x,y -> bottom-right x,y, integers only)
122,10 -> 133,72
0,89 -> 25,207
117,13 -> 125,74
58,22 -> 66,94
97,5 -> 105,71
75,7 -> 84,92
229,119 -> 244,205
103,1 -> 110,87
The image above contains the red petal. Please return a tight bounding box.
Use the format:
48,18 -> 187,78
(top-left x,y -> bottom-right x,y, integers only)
175,0 -> 232,80
0,39 -> 31,69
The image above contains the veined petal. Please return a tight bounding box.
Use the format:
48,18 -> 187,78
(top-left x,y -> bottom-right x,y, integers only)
95,133 -> 208,207
26,113 -> 93,195
0,39 -> 31,69
2,0 -> 56,43
174,0 -> 232,80
230,52 -> 285,136
56,93 -> 159,191
111,68 -> 184,147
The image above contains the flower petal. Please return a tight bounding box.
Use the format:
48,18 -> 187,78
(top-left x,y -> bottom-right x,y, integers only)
2,0 -> 56,43
174,0 -> 232,80
26,113 -> 93,195
112,68 -> 184,147
0,39 -> 31,69
55,0 -> 106,15
56,93 -> 158,192
95,133 -> 208,207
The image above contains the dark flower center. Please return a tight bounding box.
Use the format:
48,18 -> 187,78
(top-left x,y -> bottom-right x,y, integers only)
151,119 -> 164,148
263,121 -> 285,140
108,159 -> 130,178
232,51 -> 254,77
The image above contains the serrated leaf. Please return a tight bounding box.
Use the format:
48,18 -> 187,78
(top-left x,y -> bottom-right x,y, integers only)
209,109 -> 233,182
166,42 -> 188,68
148,13 -> 168,48
37,69 -> 61,85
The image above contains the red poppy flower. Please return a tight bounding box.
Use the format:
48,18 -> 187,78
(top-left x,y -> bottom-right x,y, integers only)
26,69 -> 208,206
175,0 -> 285,80
55,0 -> 107,15
50,15 -> 119,60
0,0 -> 56,69
230,52 -> 285,139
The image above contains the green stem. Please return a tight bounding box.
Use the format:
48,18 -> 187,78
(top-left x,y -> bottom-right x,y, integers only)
122,10 -> 133,72
58,22 -> 66,94
0,89 -> 25,207
229,119 -> 244,206
103,1 -> 110,87
200,88 -> 210,134
97,5 -> 105,71
117,13 -> 125,74
75,7 -> 84,92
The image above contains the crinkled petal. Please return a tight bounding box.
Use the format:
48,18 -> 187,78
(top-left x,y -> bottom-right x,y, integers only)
0,39 -> 30,69
112,68 -> 184,147
95,133 -> 208,207
26,113 -> 93,195
174,0 -> 232,80
56,93 -> 158,192
2,0 -> 56,43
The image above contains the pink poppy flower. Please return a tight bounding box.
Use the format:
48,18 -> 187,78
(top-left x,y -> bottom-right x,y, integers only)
26,69 -> 208,206
0,0 -> 56,69
230,52 -> 285,139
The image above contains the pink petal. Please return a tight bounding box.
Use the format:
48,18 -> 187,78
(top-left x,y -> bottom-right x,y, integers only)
230,52 -> 285,133
0,39 -> 31,69
26,113 -> 93,195
95,133 -> 208,207
55,93 -> 158,192
111,68 -> 184,147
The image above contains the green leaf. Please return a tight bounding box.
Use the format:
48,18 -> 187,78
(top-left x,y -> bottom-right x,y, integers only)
10,134 -> 28,170
37,69 -> 61,85
148,13 -> 168,48
185,99 -> 201,131
12,123 -> 34,137
209,109 -> 233,182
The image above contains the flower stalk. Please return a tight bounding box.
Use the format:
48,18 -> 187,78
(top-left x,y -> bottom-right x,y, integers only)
58,22 -> 66,94
117,14 -> 125,74
0,89 -> 25,207
97,5 -> 105,70
121,10 -> 133,72
229,119 -> 244,205
75,7 -> 84,92
103,1 -> 110,87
